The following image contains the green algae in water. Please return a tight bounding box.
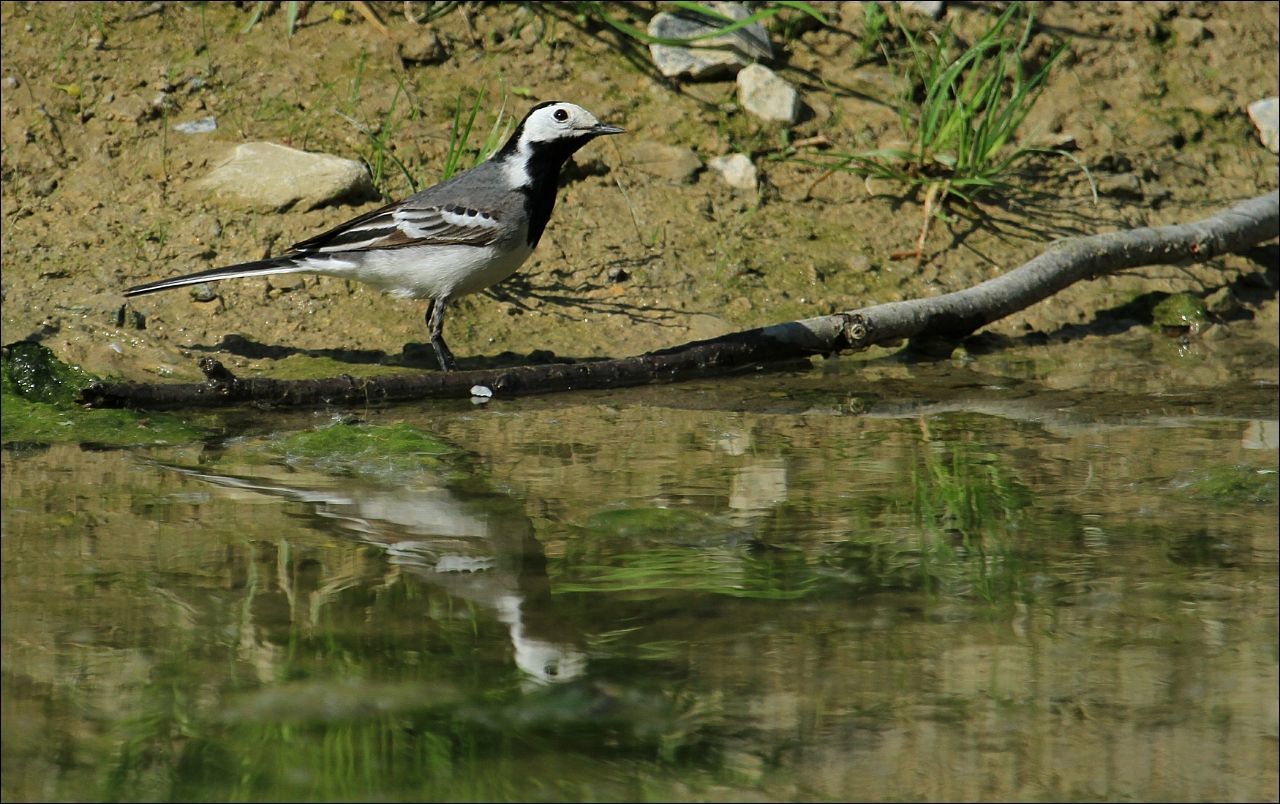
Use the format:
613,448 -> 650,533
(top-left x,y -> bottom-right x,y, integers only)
565,507 -> 820,599
2,340 -> 94,405
582,507 -> 716,539
1152,292 -> 1209,330
271,422 -> 464,480
1,341 -> 204,447
1186,464 -> 1278,505
555,546 -> 819,600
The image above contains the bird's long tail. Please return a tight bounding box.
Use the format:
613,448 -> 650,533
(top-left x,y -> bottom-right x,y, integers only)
124,257 -> 312,297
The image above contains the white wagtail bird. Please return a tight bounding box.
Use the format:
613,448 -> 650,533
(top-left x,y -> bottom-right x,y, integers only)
124,101 -> 623,371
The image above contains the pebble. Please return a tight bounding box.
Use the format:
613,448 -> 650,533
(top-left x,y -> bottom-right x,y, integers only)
1096,172 -> 1143,200
647,1 -> 772,80
399,30 -> 448,65
899,1 -> 945,20
173,116 -> 217,134
1187,94 -> 1226,118
624,141 -> 703,184
188,283 -> 218,302
736,63 -> 800,124
1171,17 -> 1209,45
106,95 -> 154,124
708,153 -> 758,192
1247,97 -> 1278,154
194,142 -> 378,211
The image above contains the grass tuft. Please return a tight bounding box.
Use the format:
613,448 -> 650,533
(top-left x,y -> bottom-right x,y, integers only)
441,87 -> 513,181
808,3 -> 1094,258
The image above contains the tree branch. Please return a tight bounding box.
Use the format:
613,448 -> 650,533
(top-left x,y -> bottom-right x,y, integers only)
80,191 -> 1279,410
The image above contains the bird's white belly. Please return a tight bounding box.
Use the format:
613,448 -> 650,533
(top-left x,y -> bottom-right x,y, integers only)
310,241 -> 534,300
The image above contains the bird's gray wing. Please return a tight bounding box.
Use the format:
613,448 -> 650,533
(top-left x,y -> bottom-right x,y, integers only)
287,198 -> 505,255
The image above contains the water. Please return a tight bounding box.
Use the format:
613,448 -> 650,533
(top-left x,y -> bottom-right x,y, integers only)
3,351 -> 1277,802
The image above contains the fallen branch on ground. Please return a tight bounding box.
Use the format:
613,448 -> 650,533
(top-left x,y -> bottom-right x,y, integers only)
79,191 -> 1279,411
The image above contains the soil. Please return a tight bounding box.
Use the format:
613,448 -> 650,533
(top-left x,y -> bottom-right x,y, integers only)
2,1 -> 1277,384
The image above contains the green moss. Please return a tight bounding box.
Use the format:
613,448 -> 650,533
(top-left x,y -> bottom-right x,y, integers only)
1151,293 -> 1208,328
583,506 -> 714,539
1187,465 -> 1278,506
1,394 -> 203,447
2,340 -> 94,405
1,342 -> 206,447
270,422 -> 464,480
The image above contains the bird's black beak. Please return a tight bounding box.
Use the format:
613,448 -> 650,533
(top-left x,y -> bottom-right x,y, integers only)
591,123 -> 625,136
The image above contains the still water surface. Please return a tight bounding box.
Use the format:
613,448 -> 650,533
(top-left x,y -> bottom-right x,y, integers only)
3,352 -> 1278,801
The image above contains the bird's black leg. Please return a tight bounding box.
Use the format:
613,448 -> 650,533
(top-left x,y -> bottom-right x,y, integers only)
425,297 -> 456,371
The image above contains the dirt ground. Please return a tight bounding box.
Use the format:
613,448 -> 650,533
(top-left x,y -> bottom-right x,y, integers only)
1,1 -> 1277,383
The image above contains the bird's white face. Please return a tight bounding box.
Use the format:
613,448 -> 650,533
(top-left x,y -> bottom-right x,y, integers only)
501,101 -> 622,188
519,102 -> 610,144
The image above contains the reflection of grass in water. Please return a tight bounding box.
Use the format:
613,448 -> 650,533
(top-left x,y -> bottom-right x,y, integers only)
110,672 -> 727,800
558,436 -> 1036,604
269,422 -> 465,481
1185,464 -> 1277,506
823,433 -> 1035,604
566,506 -> 820,599
556,547 -> 817,600
93,540 -> 732,800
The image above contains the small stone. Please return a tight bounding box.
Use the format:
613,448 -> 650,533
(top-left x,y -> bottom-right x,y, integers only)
1096,173 -> 1143,200
1247,97 -> 1279,154
188,283 -> 218,302
193,142 -> 378,211
736,63 -> 800,124
151,92 -> 174,114
647,2 -> 772,81
106,95 -> 154,124
1045,132 -> 1078,151
1187,95 -> 1226,118
708,153 -> 758,191
193,215 -> 223,242
2,75 -> 17,90
115,305 -> 146,330
399,30 -> 448,65
625,141 -> 703,184
899,1 -> 945,20
1170,17 -> 1209,46
173,116 -> 217,134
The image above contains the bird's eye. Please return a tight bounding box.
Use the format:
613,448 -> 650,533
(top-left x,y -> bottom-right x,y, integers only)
553,107 -> 569,122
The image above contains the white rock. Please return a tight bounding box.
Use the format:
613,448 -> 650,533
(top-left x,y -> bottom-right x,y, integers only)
737,63 -> 800,124
899,1 -> 945,20
173,116 -> 217,134
193,142 -> 376,211
1247,97 -> 1279,154
709,154 -> 758,191
647,1 -> 772,81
